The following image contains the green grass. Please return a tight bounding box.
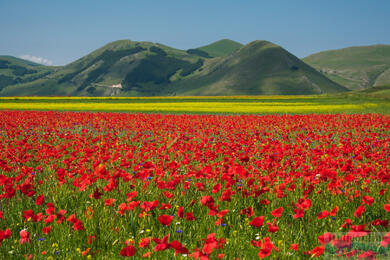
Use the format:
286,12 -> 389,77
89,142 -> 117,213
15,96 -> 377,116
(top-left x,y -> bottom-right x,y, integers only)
196,39 -> 243,57
303,44 -> 390,90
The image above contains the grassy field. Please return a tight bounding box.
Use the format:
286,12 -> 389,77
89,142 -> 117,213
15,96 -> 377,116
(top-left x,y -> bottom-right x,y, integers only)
303,45 -> 390,90
0,94 -> 389,114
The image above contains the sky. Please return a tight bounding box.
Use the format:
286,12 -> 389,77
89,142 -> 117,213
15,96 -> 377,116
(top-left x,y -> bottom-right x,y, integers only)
1,0 -> 389,66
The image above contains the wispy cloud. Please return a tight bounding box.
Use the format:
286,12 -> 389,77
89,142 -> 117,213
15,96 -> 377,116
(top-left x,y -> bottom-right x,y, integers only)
20,55 -> 53,66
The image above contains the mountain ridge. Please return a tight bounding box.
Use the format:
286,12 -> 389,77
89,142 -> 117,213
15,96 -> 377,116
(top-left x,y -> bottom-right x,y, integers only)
0,39 -> 348,96
303,44 -> 390,90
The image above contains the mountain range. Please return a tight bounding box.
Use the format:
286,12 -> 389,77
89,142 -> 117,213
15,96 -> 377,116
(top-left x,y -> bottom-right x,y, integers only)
0,39 -> 389,96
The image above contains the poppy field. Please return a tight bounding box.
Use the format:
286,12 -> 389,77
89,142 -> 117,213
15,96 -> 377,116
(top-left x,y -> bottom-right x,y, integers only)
0,110 -> 389,259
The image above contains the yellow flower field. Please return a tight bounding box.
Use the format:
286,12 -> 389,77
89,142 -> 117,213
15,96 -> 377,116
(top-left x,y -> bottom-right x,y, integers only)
0,101 -> 381,114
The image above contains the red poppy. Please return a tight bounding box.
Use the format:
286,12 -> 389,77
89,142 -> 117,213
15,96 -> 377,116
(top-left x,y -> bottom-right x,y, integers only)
19,229 -> 31,244
153,234 -> 170,251
139,238 -> 150,248
0,229 -> 11,244
240,207 -> 253,217
35,194 -> 45,206
318,232 -> 335,245
330,206 -> 339,216
82,248 -> 90,256
317,210 -> 329,220
271,207 -> 283,218
42,226 -> 51,234
200,196 -> 214,206
92,188 -> 103,199
380,232 -> 390,248
104,198 -> 116,206
120,245 -> 136,257
258,237 -> 274,258
384,204 -> 390,212
354,205 -> 365,218
267,222 -> 279,233
185,212 -> 196,221
290,244 -> 299,251
249,216 -> 265,228
159,203 -> 172,210
362,196 -> 374,206
306,245 -> 324,257
293,208 -> 304,219
202,233 -> 219,255
170,240 -> 189,254
157,215 -> 173,226
177,206 -> 184,218
212,183 -> 221,194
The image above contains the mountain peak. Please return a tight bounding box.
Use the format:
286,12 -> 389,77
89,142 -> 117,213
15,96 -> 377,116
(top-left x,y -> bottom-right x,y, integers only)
195,39 -> 243,57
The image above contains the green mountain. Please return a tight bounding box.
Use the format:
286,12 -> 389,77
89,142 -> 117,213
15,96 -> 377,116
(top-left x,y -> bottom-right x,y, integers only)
0,56 -> 55,92
303,45 -> 390,90
0,39 -> 347,96
167,40 -> 347,95
193,39 -> 243,58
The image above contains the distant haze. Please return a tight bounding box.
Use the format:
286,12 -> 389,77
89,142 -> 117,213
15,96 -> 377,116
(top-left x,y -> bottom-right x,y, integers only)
0,0 -> 389,65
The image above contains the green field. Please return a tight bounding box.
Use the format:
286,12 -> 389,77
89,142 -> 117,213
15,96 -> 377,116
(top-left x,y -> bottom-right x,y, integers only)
0,93 -> 389,114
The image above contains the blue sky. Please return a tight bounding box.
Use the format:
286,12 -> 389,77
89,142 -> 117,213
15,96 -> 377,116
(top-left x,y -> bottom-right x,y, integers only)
1,0 -> 389,65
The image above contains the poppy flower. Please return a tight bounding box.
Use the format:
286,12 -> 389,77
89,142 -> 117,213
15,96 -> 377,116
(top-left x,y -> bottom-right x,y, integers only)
240,207 -> 253,217
317,210 -> 329,220
357,250 -> 377,259
177,206 -> 184,218
157,215 -> 173,226
170,240 -> 189,254
306,245 -> 324,257
120,245 -> 136,257
318,232 -> 335,245
153,234 -> 170,251
35,194 -> 45,206
249,216 -> 265,228
202,233 -> 219,255
104,198 -> 116,206
159,203 -> 172,210
19,229 -> 31,244
290,244 -> 299,251
81,248 -> 90,256
42,226 -> 51,235
271,207 -> 283,218
139,238 -> 150,248
185,212 -> 196,221
330,206 -> 339,216
267,222 -> 279,233
212,183 -> 221,194
0,229 -> 11,243
362,196 -> 374,206
92,188 -> 103,199
200,196 -> 214,206
258,237 -> 274,258
384,204 -> 390,212
380,232 -> 390,248
293,208 -> 304,219
354,205 -> 365,218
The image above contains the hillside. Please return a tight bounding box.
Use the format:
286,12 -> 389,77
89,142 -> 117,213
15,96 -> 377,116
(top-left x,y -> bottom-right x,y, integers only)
168,41 -> 347,95
0,40 -> 208,96
0,39 -> 347,96
193,39 -> 243,58
0,56 -> 55,92
303,45 -> 390,90
349,84 -> 390,99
